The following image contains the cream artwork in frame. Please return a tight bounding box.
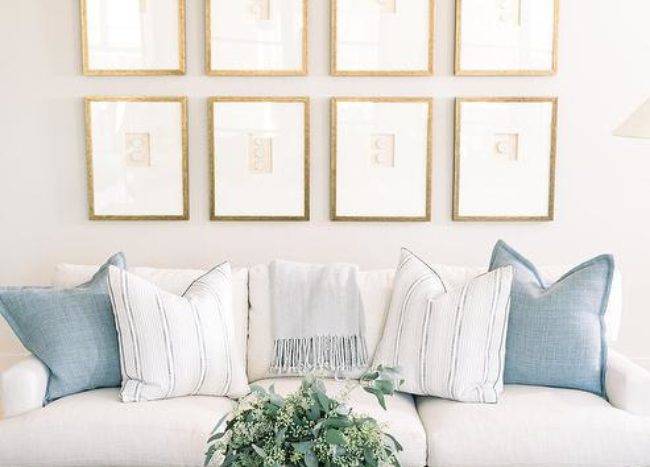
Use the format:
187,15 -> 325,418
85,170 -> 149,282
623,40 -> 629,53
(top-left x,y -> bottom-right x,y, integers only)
453,97 -> 558,222
85,96 -> 189,221
80,0 -> 186,76
331,97 -> 432,222
209,97 -> 310,221
455,0 -> 559,76
331,0 -> 435,76
206,0 -> 308,76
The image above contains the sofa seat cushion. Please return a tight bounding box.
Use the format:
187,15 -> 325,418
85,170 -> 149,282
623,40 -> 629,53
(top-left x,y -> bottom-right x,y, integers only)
0,388 -> 235,467
417,385 -> 650,467
255,377 -> 427,467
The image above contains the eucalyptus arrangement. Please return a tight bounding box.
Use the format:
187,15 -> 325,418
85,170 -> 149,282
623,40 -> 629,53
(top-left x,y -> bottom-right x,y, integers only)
205,366 -> 403,467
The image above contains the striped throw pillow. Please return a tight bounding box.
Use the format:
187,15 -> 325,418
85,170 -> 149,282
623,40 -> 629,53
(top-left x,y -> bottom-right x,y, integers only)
373,249 -> 513,403
107,263 -> 249,402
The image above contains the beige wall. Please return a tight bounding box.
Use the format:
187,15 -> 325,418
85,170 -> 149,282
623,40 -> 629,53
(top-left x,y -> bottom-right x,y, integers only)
1,0 -> 649,367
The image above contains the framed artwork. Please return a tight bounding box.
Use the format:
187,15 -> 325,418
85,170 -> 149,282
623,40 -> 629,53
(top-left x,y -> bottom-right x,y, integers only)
84,97 -> 189,220
80,0 -> 186,76
331,97 -> 432,222
206,0 -> 308,76
209,97 -> 310,221
455,0 -> 559,76
331,0 -> 435,76
453,97 -> 558,222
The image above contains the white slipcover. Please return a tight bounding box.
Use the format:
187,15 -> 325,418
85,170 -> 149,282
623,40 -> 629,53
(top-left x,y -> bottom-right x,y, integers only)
0,356 -> 47,418
0,388 -> 235,467
0,260 -> 637,467
417,384 -> 650,467
3,353 -> 650,466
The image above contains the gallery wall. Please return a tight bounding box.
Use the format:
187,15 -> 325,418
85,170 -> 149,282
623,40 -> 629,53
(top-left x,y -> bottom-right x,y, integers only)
1,0 -> 649,369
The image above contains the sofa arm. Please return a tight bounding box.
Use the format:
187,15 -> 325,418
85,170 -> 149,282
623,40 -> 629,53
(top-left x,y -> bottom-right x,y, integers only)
0,356 -> 48,418
606,350 -> 650,416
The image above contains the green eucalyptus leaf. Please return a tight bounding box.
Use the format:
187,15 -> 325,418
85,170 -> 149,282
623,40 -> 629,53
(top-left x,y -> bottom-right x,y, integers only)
364,448 -> 378,467
265,403 -> 280,416
251,444 -> 266,459
360,371 -> 380,381
221,452 -> 235,467
308,401 -> 320,421
353,416 -> 375,426
312,379 -> 327,393
385,433 -> 403,452
322,417 -> 354,429
207,431 -> 226,444
316,391 -> 331,411
292,441 -> 313,454
363,387 -> 387,409
210,413 -> 230,434
325,428 -> 346,445
249,384 -> 268,396
204,445 -> 217,467
373,379 -> 395,394
269,392 -> 285,407
335,404 -> 351,416
303,449 -> 318,467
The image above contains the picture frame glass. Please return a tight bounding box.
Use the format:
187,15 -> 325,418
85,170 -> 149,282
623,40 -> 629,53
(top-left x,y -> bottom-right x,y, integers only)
457,0 -> 556,74
456,100 -> 555,220
334,0 -> 433,74
208,0 -> 306,74
83,0 -> 183,73
334,100 -> 430,220
212,100 -> 308,219
88,99 -> 186,218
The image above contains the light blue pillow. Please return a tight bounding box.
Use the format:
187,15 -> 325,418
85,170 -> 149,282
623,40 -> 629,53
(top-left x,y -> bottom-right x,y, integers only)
489,241 -> 614,396
0,253 -> 126,402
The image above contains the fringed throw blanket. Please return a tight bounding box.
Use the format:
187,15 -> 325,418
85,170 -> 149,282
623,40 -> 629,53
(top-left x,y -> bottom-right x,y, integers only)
270,260 -> 368,374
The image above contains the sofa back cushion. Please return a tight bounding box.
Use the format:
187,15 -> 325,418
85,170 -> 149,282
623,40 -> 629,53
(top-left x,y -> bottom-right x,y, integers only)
52,263 -> 249,372
247,263 -> 622,383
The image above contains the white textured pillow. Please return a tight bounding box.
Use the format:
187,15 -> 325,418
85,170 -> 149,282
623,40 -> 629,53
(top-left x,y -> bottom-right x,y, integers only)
373,249 -> 513,403
107,263 -> 248,402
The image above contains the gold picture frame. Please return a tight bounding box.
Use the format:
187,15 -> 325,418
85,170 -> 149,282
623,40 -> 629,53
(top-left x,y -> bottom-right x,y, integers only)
453,97 -> 558,222
454,0 -> 559,76
84,96 -> 189,221
330,97 -> 433,222
331,0 -> 435,76
208,96 -> 310,221
205,0 -> 309,76
80,0 -> 186,76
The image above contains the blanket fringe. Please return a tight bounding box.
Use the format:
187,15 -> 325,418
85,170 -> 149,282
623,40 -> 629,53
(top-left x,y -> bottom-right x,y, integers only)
271,335 -> 368,374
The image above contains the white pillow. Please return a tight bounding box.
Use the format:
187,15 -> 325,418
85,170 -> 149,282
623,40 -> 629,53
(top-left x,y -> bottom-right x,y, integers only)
107,263 -> 249,402
52,263 -> 250,378
373,249 -> 513,403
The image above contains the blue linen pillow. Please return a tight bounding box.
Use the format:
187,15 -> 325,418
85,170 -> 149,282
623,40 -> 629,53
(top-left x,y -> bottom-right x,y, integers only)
0,253 -> 126,402
489,241 -> 614,396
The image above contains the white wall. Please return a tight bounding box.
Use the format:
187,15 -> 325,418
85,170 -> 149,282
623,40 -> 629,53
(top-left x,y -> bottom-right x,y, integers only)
1,0 -> 649,366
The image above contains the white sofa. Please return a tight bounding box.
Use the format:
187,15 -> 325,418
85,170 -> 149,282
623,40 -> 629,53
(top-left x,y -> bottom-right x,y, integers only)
1,261 -> 650,467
